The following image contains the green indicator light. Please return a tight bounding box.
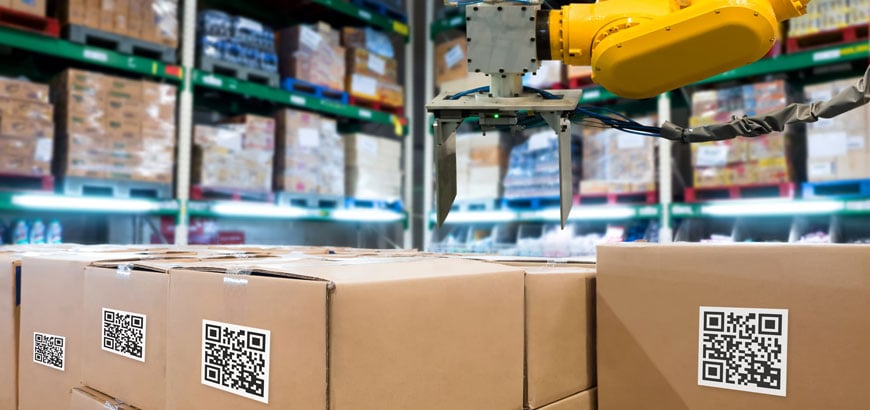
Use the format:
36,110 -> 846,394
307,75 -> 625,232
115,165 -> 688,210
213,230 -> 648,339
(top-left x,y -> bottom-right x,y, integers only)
493,114 -> 500,119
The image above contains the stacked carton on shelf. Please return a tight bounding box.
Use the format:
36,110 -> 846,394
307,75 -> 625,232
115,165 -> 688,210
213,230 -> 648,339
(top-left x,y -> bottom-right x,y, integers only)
193,115 -> 274,193
804,77 -> 870,182
344,133 -> 402,200
456,131 -> 509,200
277,22 -> 346,92
434,35 -> 468,88
0,77 -> 54,177
503,128 -> 563,199
581,116 -> 657,195
58,0 -> 178,48
51,69 -> 176,183
343,26 -> 404,107
274,109 -> 344,196
690,80 -> 792,188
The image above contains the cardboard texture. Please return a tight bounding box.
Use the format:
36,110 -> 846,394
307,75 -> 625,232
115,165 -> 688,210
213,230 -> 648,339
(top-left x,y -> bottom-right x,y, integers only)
0,255 -> 19,410
597,243 -> 870,409
166,257 -> 525,410
70,386 -> 140,410
0,77 -> 49,103
344,133 -> 402,199
456,131 -> 509,200
17,251 -> 188,410
193,124 -> 273,192
525,266 -> 597,409
434,36 -> 468,87
277,24 -> 346,91
274,109 -> 344,195
537,388 -> 597,410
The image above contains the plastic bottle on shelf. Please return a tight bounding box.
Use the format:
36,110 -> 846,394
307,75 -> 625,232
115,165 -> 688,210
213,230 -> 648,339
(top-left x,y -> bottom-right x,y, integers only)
47,220 -> 63,245
12,220 -> 29,245
29,220 -> 46,245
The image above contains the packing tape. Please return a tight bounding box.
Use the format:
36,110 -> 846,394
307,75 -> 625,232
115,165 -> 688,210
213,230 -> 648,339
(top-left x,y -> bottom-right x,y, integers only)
116,263 -> 133,278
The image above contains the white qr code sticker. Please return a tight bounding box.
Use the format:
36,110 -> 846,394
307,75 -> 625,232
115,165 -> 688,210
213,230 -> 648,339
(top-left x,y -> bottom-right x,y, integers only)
698,307 -> 789,396
202,320 -> 271,403
33,332 -> 66,371
102,308 -> 147,362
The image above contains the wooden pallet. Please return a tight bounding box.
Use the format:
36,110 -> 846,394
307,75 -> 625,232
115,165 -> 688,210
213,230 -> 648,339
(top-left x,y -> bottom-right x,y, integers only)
0,6 -> 60,37
802,179 -> 870,199
198,55 -> 280,87
59,176 -> 172,199
685,182 -> 795,203
0,172 -> 54,191
786,24 -> 869,53
275,191 -> 344,209
281,77 -> 349,104
190,185 -> 273,202
348,95 -> 404,116
576,190 -> 658,205
64,24 -> 176,63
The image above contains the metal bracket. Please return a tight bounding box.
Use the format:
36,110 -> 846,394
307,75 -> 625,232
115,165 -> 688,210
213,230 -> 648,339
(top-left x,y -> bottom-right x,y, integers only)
427,89 -> 581,228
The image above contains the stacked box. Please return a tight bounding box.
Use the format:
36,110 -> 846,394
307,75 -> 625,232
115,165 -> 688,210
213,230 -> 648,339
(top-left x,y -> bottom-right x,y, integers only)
0,77 -> 54,176
51,69 -> 176,182
503,128 -> 562,199
805,77 -> 870,182
56,0 -> 177,47
274,109 -> 344,195
580,116 -> 657,194
690,80 -> 791,188
277,23 -> 346,92
342,26 -> 403,106
435,36 -> 468,88
193,122 -> 273,192
344,133 -> 402,200
788,0 -> 869,37
456,131 -> 509,200
197,11 -> 277,74
140,82 -> 177,183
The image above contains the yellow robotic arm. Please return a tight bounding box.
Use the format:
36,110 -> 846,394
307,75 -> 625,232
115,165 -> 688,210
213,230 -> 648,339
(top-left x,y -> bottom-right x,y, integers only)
539,0 -> 809,98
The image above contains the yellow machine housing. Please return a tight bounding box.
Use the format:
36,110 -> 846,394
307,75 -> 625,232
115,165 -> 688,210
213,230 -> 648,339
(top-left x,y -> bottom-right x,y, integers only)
544,0 -> 809,98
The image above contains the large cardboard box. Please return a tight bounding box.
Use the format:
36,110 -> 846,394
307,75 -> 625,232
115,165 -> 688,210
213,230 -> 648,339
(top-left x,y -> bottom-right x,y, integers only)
17,250 -> 186,410
80,255 -> 272,409
537,388 -> 596,410
276,24 -> 346,92
0,77 -> 49,103
525,266 -> 596,409
70,386 -> 140,410
435,36 -> 468,87
166,257 -> 525,409
0,255 -> 19,410
597,243 -> 870,409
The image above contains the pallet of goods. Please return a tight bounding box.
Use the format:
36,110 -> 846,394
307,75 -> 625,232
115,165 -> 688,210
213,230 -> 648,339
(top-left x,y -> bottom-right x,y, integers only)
0,77 -> 55,191
580,115 -> 658,204
342,26 -> 404,114
344,132 -> 402,203
58,0 -> 178,63
197,10 -> 279,86
687,80 -> 796,202
274,108 -> 344,204
786,0 -> 869,53
0,2 -> 60,37
277,22 -> 347,102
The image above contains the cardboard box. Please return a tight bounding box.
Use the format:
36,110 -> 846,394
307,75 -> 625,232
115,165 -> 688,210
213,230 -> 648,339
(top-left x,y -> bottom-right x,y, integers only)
80,257 -> 266,409
70,386 -> 140,410
277,24 -> 346,92
0,136 -> 52,175
597,243 -> 870,409
435,37 -> 468,87
805,77 -> 870,182
342,25 -> 394,59
99,0 -> 115,31
112,0 -> 128,35
220,114 -> 275,151
537,388 -> 596,410
166,257 -> 525,410
106,77 -> 142,101
0,116 -> 53,139
9,0 -> 46,17
525,266 -> 596,409
0,97 -> 53,122
377,81 -> 404,107
346,47 -> 398,82
18,251 -> 163,410
347,73 -> 379,100
0,77 -> 49,103
0,255 -> 19,410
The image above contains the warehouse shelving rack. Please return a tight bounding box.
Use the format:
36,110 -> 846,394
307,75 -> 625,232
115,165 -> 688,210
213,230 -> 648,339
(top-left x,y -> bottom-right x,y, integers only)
0,0 -> 415,246
424,4 -> 870,251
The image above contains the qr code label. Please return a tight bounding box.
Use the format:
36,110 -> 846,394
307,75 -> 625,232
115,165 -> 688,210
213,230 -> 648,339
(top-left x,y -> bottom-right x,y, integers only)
202,320 -> 271,403
33,332 -> 65,371
102,308 -> 147,362
698,307 -> 789,396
